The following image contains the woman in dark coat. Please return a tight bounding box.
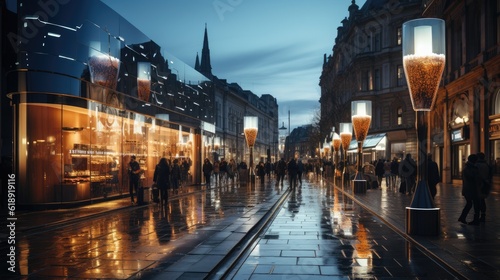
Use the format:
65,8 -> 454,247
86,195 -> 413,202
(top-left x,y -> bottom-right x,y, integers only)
153,157 -> 170,204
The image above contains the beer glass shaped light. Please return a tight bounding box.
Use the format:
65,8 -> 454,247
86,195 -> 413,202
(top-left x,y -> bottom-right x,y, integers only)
403,18 -> 445,111
351,100 -> 372,190
402,18 -> 444,235
244,116 -> 258,182
339,122 -> 352,189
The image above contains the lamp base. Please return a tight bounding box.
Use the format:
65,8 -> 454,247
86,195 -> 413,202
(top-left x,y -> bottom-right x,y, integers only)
406,207 -> 440,236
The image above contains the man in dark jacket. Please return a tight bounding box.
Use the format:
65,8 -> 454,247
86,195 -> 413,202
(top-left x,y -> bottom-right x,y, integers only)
458,154 -> 480,225
128,155 -> 141,204
276,158 -> 287,186
287,158 -> 298,190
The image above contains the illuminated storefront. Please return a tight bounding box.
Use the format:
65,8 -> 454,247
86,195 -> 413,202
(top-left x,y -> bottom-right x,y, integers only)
6,0 -> 214,206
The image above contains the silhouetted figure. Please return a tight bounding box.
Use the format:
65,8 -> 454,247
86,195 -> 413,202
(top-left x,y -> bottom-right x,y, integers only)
153,157 -> 170,204
427,154 -> 440,199
399,153 -> 416,195
297,159 -> 304,185
476,152 -> 492,222
203,158 -> 213,186
128,155 -> 141,204
287,158 -> 298,190
459,154 -> 480,225
276,158 -> 287,186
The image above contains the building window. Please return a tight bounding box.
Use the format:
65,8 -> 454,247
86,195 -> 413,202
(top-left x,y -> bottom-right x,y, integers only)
397,107 -> 403,125
374,69 -> 380,90
397,27 -> 402,46
397,65 -> 405,86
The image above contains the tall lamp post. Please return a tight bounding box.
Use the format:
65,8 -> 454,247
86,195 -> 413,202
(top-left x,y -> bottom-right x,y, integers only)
332,128 -> 341,187
244,116 -> 258,183
339,123 -> 352,190
402,18 -> 445,236
351,100 -> 372,194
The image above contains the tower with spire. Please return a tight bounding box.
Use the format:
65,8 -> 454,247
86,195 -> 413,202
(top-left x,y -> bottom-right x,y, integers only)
195,24 -> 213,79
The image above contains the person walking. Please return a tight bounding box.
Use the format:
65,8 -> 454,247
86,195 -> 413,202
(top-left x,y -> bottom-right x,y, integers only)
287,158 -> 298,190
170,159 -> 181,194
390,157 -> 399,190
427,154 -> 441,199
476,152 -> 492,222
276,158 -> 287,186
203,158 -> 213,187
297,159 -> 304,185
128,155 -> 142,204
399,153 -> 416,195
153,157 -> 170,204
256,161 -> 266,184
458,154 -> 481,225
213,160 -> 220,185
375,158 -> 385,189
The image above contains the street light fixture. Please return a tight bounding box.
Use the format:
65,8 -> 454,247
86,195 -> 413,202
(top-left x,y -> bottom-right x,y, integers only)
351,100 -> 372,194
244,116 -> 258,183
402,18 -> 445,236
339,122 -> 352,190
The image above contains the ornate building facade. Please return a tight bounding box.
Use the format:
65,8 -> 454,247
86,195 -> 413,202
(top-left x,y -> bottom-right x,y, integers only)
320,0 -> 500,188
320,0 -> 422,166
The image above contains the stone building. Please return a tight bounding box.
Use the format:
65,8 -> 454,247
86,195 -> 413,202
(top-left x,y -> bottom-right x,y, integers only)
320,0 -> 500,188
319,0 -> 422,166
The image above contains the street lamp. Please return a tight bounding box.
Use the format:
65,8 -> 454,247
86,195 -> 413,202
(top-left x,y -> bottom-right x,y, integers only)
351,100 -> 372,194
339,122 -> 352,190
244,116 -> 258,183
402,18 -> 445,236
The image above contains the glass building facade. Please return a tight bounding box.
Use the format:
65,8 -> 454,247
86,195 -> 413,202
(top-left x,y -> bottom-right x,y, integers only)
5,0 -> 215,206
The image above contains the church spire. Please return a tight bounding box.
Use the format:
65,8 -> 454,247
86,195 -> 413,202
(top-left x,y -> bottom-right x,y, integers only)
199,23 -> 213,78
194,52 -> 200,71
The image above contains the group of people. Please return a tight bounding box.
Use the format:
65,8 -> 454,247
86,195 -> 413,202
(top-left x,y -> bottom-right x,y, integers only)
128,155 -> 188,205
202,158 -> 242,186
373,154 -> 441,198
459,152 -> 492,225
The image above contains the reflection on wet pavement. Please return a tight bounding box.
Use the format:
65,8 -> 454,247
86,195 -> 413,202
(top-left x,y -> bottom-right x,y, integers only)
4,181 -> 284,279
229,177 -> 456,279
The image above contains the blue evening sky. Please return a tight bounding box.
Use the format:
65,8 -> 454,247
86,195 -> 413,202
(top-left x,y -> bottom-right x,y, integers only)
101,0 -> 366,130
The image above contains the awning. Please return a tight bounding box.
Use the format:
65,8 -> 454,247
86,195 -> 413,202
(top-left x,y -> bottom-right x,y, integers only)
348,133 -> 386,151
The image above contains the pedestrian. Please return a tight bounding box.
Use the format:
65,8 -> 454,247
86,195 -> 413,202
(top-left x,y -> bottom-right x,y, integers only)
375,158 -> 385,188
256,161 -> 266,184
128,155 -> 142,205
203,158 -> 213,186
297,159 -> 304,185
399,153 -> 416,195
265,160 -> 272,180
383,159 -> 392,189
476,152 -> 492,222
213,160 -> 220,185
427,154 -> 441,199
171,159 -> 181,194
276,158 -> 287,186
390,157 -> 399,190
287,158 -> 298,190
153,157 -> 170,204
458,154 -> 481,225
227,158 -> 236,183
